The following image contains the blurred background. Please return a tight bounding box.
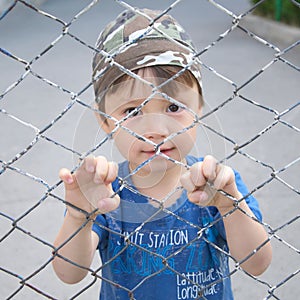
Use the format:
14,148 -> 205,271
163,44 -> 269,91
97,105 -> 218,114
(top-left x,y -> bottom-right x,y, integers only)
0,0 -> 299,299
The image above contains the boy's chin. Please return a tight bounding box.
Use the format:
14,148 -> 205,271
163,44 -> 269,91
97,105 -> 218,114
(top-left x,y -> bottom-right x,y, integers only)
132,157 -> 182,175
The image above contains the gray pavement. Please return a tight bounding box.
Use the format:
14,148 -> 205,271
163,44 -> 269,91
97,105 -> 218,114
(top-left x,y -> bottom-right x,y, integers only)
0,0 -> 299,299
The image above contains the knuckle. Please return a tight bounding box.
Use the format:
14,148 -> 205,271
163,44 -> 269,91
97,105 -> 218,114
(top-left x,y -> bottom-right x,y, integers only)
180,171 -> 194,192
204,155 -> 216,164
190,162 -> 202,182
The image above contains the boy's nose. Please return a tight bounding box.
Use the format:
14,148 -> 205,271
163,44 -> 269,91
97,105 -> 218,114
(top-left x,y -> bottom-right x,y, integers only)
140,114 -> 170,141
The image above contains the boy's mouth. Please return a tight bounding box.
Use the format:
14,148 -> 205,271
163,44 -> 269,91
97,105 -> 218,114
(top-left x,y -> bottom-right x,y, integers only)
142,147 -> 175,157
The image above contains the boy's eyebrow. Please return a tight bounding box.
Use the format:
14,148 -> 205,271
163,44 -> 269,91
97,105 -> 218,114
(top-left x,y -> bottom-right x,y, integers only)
113,98 -> 148,109
116,90 -> 197,107
122,99 -> 144,106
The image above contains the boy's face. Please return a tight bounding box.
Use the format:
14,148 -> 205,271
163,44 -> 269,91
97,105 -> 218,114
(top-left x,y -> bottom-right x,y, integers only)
98,69 -> 202,175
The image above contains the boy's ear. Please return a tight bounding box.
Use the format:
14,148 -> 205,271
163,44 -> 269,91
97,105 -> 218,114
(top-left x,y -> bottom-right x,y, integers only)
94,104 -> 111,134
194,102 -> 202,117
197,94 -> 204,116
197,106 -> 202,116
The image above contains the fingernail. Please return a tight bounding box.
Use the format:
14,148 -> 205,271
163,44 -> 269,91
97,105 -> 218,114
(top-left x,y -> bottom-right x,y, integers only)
94,177 -> 101,184
87,165 -> 95,172
199,192 -> 208,204
98,200 -> 107,212
66,176 -> 73,184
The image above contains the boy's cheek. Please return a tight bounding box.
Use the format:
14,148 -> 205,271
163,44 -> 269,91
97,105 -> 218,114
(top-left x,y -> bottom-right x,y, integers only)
113,130 -> 138,158
100,117 -> 120,134
175,132 -> 196,154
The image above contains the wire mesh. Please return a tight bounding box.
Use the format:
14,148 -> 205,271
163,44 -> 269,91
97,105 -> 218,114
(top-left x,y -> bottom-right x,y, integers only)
0,0 -> 299,299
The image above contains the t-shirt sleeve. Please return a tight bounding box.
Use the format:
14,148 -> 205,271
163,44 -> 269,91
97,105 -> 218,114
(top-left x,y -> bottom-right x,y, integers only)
213,169 -> 263,240
92,214 -> 108,250
234,170 -> 262,222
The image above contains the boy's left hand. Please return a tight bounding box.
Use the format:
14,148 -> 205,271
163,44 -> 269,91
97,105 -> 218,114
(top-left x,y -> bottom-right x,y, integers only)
180,155 -> 242,212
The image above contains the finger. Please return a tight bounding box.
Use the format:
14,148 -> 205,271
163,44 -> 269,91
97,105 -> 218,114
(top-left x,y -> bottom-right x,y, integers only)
84,155 -> 96,173
59,168 -> 74,185
94,156 -> 109,183
214,165 -> 233,190
105,162 -> 118,184
188,190 -> 209,206
189,162 -> 207,188
180,171 -> 195,192
97,194 -> 120,213
202,155 -> 218,182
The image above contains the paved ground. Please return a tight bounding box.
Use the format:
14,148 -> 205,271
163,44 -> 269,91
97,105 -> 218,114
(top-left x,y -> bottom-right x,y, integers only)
0,0 -> 299,299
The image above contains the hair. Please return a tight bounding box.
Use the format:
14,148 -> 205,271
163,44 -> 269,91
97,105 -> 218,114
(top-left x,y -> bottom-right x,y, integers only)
95,65 -> 204,120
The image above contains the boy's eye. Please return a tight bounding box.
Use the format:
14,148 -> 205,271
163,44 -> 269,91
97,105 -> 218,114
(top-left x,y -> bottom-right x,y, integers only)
167,104 -> 181,113
124,107 -> 142,117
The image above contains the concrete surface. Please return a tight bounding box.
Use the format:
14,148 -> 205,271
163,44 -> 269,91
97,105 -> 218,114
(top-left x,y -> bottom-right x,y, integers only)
0,0 -> 299,299
241,14 -> 300,47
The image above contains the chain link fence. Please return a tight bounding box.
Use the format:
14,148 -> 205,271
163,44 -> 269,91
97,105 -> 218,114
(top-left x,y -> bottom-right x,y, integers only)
0,0 -> 299,299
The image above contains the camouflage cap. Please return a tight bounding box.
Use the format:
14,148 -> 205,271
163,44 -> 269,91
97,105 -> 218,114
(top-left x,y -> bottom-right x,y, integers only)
92,8 -> 202,103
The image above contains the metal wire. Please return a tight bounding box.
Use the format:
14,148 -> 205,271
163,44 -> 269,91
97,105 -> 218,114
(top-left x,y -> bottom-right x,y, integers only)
0,0 -> 299,299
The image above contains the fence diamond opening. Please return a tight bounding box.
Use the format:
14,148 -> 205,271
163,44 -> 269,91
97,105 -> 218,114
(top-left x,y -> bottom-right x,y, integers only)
0,0 -> 299,299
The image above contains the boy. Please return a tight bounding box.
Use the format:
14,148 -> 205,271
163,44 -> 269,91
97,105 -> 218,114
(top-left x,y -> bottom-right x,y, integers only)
52,9 -> 272,299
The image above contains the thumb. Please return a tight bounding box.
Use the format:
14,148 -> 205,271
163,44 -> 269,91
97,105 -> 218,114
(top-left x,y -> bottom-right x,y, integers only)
59,168 -> 80,192
97,184 -> 120,214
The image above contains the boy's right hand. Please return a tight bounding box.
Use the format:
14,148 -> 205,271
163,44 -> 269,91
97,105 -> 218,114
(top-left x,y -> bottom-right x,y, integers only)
59,156 -> 120,220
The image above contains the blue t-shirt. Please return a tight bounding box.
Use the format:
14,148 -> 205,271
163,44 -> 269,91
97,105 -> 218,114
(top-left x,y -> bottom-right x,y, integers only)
92,156 -> 262,300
